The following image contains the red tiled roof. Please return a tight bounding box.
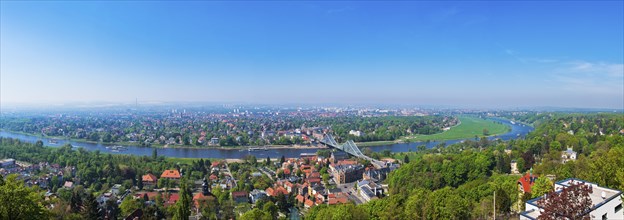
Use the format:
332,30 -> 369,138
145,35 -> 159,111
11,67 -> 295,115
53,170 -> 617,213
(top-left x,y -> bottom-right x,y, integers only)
193,193 -> 214,207
307,178 -> 321,184
518,173 -> 538,193
284,181 -> 294,188
209,174 -> 218,180
135,192 -> 159,200
165,193 -> 179,207
336,160 -> 358,166
161,169 -> 181,179
308,172 -> 320,179
266,188 -> 275,196
142,173 -> 158,182
211,161 -> 221,168
231,191 -> 248,198
296,194 -> 305,203
283,168 -> 291,175
304,199 -> 314,207
276,187 -> 288,196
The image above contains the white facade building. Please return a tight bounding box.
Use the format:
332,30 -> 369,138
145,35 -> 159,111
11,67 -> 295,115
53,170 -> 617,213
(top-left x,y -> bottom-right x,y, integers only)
561,148 -> 577,163
520,178 -> 623,220
348,130 -> 364,137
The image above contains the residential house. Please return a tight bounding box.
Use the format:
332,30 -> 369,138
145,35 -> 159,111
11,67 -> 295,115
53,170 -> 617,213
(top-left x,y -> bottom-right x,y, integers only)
161,169 -> 181,180
520,178 -> 623,220
331,164 -> 365,184
518,171 -> 538,194
266,186 -> 288,197
330,151 -> 349,163
63,181 -> 74,189
561,148 -> 577,163
357,180 -> 383,202
249,189 -> 268,203
142,173 -> 158,185
164,193 -> 180,207
231,191 -> 248,203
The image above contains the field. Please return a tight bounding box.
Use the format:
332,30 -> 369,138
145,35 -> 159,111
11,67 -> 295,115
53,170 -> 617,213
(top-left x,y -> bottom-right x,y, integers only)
401,116 -> 510,142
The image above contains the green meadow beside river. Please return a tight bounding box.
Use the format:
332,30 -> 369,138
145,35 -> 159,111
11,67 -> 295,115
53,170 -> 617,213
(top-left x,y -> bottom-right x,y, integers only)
401,116 -> 510,142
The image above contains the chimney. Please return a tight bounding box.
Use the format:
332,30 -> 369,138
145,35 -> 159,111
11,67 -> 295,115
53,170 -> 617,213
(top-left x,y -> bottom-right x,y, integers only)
601,191 -> 606,199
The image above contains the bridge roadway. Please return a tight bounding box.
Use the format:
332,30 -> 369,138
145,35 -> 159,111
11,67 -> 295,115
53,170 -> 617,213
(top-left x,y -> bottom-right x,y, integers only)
319,134 -> 386,169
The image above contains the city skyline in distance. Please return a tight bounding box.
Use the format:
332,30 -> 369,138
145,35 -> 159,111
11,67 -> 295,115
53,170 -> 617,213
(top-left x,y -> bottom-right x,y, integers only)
1,1 -> 623,109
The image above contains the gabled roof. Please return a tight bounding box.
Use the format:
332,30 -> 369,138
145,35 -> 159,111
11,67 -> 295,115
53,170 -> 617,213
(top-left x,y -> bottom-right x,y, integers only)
518,173 -> 538,193
193,192 -> 214,207
164,193 -> 180,207
211,161 -> 221,168
161,169 -> 181,179
135,192 -> 159,200
142,173 -> 158,182
296,194 -> 305,203
304,199 -> 314,207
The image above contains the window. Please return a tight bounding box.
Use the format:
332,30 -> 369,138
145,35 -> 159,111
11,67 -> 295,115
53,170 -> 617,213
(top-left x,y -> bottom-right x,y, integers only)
601,213 -> 607,220
615,203 -> 623,213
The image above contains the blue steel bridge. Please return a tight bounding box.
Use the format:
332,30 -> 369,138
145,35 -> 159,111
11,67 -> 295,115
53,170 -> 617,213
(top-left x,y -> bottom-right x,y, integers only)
319,134 -> 386,168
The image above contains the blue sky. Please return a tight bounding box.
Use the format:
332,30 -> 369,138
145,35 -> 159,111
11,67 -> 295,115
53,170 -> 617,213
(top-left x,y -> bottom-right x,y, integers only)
1,1 -> 623,108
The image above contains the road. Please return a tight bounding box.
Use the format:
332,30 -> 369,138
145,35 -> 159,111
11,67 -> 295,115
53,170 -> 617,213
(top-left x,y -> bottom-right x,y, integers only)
223,162 -> 238,188
337,182 -> 365,204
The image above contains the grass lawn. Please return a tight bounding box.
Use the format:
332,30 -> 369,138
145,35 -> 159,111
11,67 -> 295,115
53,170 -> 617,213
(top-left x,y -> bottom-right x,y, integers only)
356,140 -> 397,147
402,116 -> 510,142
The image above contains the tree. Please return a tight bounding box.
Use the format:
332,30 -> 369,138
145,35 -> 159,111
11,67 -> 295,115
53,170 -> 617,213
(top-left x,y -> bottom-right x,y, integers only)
0,174 -> 47,219
417,145 -> 426,151
152,148 -> 158,160
516,158 -> 526,173
120,196 -> 142,217
239,208 -> 272,220
495,188 -> 511,214
266,156 -> 271,166
173,178 -> 192,220
550,141 -> 562,151
82,192 -> 101,219
262,202 -> 278,218
280,155 -> 286,165
322,174 -> 330,185
536,181 -> 593,220
483,128 -> 490,136
70,190 -> 83,213
104,199 -> 119,220
532,177 -> 554,198
137,174 -> 144,190
404,155 -> 410,164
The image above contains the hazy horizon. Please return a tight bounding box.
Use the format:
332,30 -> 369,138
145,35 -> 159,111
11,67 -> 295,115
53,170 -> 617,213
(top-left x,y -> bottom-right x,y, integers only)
1,1 -> 623,109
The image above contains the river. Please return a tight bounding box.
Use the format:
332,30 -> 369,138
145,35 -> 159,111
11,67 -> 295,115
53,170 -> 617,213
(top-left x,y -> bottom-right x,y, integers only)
0,118 -> 533,159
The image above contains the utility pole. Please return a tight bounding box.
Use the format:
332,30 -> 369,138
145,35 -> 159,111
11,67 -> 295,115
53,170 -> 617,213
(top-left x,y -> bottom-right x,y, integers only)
493,190 -> 496,220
